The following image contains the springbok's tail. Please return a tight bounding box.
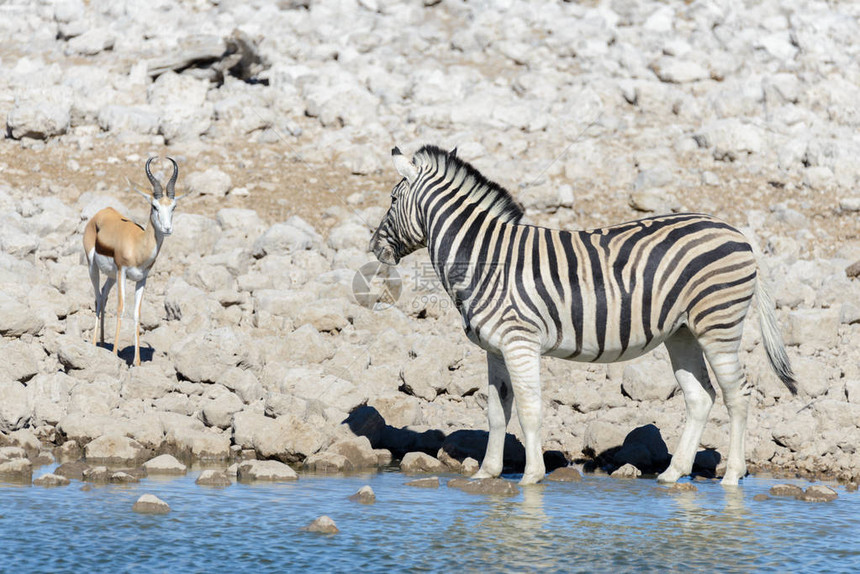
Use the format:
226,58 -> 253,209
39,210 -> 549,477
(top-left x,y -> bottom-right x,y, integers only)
755,275 -> 797,394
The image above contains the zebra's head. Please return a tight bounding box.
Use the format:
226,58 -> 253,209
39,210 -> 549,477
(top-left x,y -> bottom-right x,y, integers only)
369,147 -> 427,265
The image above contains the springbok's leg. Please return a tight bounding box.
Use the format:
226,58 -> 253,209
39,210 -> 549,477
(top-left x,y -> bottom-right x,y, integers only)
502,341 -> 545,485
97,277 -> 115,345
112,267 -> 126,355
89,262 -> 100,345
133,279 -> 146,366
474,351 -> 513,479
657,327 -> 715,484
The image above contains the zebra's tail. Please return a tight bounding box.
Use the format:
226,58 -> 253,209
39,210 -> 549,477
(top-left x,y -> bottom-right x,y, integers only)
755,274 -> 797,394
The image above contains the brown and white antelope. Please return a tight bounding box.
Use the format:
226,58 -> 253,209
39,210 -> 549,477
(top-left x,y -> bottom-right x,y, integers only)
83,156 -> 182,366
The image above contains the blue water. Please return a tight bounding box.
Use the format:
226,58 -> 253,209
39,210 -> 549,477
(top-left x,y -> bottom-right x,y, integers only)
1,466 -> 857,573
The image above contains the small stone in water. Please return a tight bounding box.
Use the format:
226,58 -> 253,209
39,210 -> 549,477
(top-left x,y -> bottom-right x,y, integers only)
55,461 -> 89,481
196,469 -> 232,487
797,485 -> 838,502
610,463 -> 641,479
546,467 -> 582,482
348,485 -> 376,503
405,477 -> 440,488
237,460 -> 298,482
133,494 -> 170,514
110,471 -> 139,483
304,515 -> 339,534
753,493 -> 769,502
447,478 -> 519,496
82,466 -> 111,483
460,457 -> 479,475
769,484 -> 804,497
143,454 -> 187,475
669,482 -> 697,492
33,473 -> 71,487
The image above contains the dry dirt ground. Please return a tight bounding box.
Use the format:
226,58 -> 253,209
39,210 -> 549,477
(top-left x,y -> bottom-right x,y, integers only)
1,129 -> 856,253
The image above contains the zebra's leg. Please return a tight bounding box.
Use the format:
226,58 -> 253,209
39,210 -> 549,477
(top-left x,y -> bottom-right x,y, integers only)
704,348 -> 750,486
474,351 -> 513,479
657,328 -> 715,484
501,342 -> 545,485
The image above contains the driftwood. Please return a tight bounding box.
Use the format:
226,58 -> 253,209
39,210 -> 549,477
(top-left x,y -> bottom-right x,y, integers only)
146,30 -> 267,83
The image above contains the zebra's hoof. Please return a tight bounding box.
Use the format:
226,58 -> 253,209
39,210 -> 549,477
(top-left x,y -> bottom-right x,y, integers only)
518,473 -> 545,486
656,469 -> 682,484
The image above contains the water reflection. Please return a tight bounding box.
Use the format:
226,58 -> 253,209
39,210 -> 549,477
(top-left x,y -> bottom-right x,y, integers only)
2,469 -> 857,572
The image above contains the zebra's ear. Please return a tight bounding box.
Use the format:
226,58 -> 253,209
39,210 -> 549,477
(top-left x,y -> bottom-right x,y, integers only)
392,147 -> 418,183
449,147 -> 458,158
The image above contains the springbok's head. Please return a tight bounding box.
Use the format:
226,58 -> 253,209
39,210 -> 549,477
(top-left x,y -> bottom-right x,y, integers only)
369,147 -> 427,265
132,156 -> 182,236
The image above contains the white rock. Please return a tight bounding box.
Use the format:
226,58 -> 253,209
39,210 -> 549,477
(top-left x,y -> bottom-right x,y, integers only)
65,28 -> 115,56
171,327 -> 251,384
696,119 -> 764,161
400,452 -> 446,474
167,213 -> 220,258
784,309 -> 840,349
28,372 -> 74,426
97,105 -> 159,135
0,380 -> 31,433
339,146 -> 382,175
651,57 -> 710,83
622,359 -> 677,402
756,31 -> 798,61
252,218 -> 321,257
584,419 -> 629,456
327,222 -> 370,251
803,166 -> 834,191
232,411 -> 326,463
84,434 -> 147,463
629,188 -> 680,213
840,197 -> 860,212
133,494 -> 170,514
185,168 -> 233,198
54,0 -> 84,23
237,459 -> 298,481
216,208 -> 265,234
7,87 -> 73,140
0,339 -> 39,382
142,453 -> 187,475
200,392 -> 244,430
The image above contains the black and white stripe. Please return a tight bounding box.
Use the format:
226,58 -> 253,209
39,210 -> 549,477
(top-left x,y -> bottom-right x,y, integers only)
370,145 -> 796,485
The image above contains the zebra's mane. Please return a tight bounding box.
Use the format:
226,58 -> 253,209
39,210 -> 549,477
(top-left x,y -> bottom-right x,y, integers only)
414,145 -> 524,224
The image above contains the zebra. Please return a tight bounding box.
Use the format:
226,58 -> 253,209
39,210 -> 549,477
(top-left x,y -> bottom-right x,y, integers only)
370,145 -> 796,486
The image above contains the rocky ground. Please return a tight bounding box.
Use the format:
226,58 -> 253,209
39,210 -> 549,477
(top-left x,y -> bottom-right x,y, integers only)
1,0 -> 859,487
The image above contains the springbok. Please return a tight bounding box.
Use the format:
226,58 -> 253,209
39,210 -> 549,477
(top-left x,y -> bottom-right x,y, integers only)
83,156 -> 182,366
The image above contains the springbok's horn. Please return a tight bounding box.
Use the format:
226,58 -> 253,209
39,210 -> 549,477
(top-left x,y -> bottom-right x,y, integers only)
165,157 -> 178,198
145,157 -> 163,199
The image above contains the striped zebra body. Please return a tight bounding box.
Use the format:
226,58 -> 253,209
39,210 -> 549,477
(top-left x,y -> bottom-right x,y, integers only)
371,145 -> 796,485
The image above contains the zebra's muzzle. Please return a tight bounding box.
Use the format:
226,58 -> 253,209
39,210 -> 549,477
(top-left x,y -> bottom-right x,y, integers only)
372,242 -> 399,266
369,232 -> 399,265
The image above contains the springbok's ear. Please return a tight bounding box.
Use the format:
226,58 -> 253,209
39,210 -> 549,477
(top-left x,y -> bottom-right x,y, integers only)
392,147 -> 418,183
127,177 -> 153,202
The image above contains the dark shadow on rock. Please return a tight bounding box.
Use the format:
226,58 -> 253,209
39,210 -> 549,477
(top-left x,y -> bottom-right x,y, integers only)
344,406 -> 444,458
344,406 -> 568,472
583,424 -> 671,475
692,448 -> 721,478
441,429 -> 526,472
118,345 -> 155,365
